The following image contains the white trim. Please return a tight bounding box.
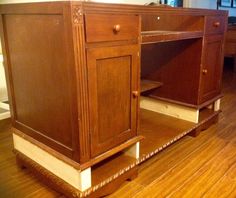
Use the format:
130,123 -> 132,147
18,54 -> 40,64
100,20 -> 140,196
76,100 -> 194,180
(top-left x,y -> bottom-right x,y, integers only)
0,111 -> 10,120
124,142 -> 140,159
0,102 -> 10,110
13,133 -> 92,191
140,96 -> 199,123
0,101 -> 10,120
0,55 -> 3,63
214,99 -> 221,111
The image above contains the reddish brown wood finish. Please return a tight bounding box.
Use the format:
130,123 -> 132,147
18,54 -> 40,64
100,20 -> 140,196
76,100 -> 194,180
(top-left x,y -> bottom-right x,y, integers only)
224,25 -> 236,72
0,0 -> 227,185
1,8 -> 78,159
225,25 -> 236,56
141,30 -> 203,44
87,45 -> 139,157
205,16 -> 226,35
141,14 -> 204,32
199,35 -> 224,103
141,38 -> 202,105
85,13 -> 139,43
71,4 -> 91,163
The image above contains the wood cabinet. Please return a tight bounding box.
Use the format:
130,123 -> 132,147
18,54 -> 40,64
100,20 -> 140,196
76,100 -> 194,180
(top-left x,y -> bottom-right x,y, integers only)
87,45 -> 139,157
0,2 -> 227,197
200,35 -> 224,103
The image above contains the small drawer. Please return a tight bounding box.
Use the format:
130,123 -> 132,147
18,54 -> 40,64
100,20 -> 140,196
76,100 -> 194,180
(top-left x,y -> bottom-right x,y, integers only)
85,14 -> 139,43
205,16 -> 225,35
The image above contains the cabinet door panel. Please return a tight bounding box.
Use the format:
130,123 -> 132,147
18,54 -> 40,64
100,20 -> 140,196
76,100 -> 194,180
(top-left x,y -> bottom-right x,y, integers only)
87,45 -> 139,157
199,35 -> 223,103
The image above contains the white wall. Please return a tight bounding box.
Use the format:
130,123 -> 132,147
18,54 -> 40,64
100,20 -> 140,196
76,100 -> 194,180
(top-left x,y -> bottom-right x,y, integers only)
184,0 -> 216,9
184,0 -> 236,16
0,43 -> 8,102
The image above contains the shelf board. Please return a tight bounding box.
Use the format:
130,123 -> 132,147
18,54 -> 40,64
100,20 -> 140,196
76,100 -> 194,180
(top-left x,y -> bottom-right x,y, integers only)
141,30 -> 203,44
76,107 -> 219,196
92,152 -> 136,186
139,108 -> 195,156
141,79 -> 163,93
139,107 -> 218,157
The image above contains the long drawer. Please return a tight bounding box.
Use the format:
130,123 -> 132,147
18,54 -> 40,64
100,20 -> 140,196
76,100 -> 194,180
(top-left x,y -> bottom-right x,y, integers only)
85,14 -> 139,43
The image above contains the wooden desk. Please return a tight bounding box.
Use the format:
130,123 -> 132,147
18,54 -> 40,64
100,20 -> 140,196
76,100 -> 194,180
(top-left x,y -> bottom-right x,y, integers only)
224,25 -> 236,71
0,2 -> 227,197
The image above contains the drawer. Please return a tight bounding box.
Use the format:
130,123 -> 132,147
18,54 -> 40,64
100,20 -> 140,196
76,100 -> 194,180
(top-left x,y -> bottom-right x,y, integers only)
85,14 -> 139,43
205,16 -> 225,35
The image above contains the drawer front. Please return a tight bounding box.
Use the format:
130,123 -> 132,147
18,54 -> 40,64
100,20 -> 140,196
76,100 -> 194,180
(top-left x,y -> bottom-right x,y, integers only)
205,16 -> 225,35
85,14 -> 139,43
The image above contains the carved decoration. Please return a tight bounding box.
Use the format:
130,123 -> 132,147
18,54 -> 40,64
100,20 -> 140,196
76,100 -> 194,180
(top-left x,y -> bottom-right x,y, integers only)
73,6 -> 83,24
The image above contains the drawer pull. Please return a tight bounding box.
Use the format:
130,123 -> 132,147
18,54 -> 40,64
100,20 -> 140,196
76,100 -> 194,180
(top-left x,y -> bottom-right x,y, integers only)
113,24 -> 121,33
202,69 -> 208,74
132,91 -> 139,98
213,22 -> 220,27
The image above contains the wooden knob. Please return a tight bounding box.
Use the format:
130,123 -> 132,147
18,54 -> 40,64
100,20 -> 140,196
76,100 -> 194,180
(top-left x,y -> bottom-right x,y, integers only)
202,69 -> 208,74
113,24 -> 120,33
132,91 -> 139,98
213,22 -> 220,27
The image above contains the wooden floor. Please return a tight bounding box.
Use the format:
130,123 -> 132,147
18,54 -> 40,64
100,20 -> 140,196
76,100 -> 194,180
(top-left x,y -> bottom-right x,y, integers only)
1,64 -> 236,198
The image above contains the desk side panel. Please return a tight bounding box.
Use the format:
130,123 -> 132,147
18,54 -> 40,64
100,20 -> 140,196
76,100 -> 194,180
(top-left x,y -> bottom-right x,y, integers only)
0,3 -> 80,160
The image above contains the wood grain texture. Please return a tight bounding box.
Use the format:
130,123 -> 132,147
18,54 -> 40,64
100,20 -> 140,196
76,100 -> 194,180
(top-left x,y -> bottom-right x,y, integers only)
205,16 -> 226,35
87,45 -> 139,157
199,35 -> 224,103
141,14 -> 204,32
85,13 -> 139,43
2,12 -> 78,158
141,30 -> 203,44
71,4 -> 90,163
0,67 -> 235,197
140,79 -> 163,93
224,26 -> 236,56
141,38 -> 202,105
109,66 -> 236,198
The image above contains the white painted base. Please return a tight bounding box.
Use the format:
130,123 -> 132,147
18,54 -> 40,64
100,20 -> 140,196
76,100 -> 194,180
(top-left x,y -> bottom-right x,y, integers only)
13,133 -> 91,191
124,142 -> 140,159
0,101 -> 10,120
214,99 -> 221,111
140,96 -> 199,123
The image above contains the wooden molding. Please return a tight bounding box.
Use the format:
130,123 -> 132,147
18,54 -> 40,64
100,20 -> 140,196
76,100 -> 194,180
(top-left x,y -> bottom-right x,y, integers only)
71,4 -> 91,163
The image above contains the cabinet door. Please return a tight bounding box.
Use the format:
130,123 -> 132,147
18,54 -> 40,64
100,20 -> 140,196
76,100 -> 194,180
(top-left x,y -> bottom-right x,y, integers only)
87,45 -> 139,157
199,35 -> 224,103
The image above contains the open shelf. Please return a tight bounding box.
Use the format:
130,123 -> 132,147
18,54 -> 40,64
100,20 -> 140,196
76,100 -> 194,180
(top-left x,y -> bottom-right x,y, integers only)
92,152 -> 136,186
79,107 -> 219,196
139,107 -> 217,157
139,108 -> 195,156
141,30 -> 203,44
141,79 -> 163,93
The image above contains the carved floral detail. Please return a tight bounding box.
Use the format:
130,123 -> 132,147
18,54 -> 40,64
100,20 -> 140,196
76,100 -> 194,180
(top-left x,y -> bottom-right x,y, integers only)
73,6 -> 83,24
